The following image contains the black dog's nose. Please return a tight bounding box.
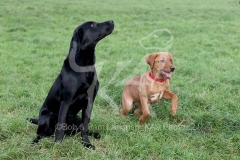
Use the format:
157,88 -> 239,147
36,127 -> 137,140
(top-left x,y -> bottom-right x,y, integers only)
170,66 -> 175,72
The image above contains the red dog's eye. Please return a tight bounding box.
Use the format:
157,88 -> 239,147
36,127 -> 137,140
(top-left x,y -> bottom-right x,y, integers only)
160,60 -> 165,63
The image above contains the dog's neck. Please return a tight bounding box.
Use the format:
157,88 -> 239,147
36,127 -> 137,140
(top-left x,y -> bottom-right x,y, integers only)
75,50 -> 96,65
149,71 -> 165,82
66,47 -> 96,65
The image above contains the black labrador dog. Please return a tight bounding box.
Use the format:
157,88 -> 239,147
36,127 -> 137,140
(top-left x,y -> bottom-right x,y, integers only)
27,20 -> 114,149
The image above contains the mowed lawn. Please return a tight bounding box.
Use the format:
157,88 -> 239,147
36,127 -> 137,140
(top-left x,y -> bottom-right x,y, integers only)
0,0 -> 240,159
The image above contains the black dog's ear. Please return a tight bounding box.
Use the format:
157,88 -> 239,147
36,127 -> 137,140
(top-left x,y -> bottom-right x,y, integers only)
78,29 -> 83,42
77,28 -> 88,45
78,29 -> 82,37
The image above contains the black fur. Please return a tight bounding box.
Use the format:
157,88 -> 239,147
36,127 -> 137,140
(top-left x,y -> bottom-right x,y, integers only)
27,20 -> 114,149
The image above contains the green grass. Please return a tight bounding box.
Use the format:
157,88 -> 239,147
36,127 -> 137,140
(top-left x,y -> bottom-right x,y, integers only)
0,0 -> 240,159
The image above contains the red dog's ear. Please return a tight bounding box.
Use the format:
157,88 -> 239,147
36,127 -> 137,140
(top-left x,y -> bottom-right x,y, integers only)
145,53 -> 157,68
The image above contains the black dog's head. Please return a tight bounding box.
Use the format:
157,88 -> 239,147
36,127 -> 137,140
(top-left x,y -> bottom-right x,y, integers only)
73,20 -> 114,49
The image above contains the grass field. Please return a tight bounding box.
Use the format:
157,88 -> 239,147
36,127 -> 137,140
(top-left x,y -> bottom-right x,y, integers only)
0,0 -> 240,159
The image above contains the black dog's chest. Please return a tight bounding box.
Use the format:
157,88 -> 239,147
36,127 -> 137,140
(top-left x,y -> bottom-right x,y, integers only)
72,81 -> 91,100
68,74 -> 98,112
74,72 -> 96,92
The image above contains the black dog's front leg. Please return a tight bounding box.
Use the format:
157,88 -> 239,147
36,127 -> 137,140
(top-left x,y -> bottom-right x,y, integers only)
81,80 -> 98,149
81,105 -> 94,149
55,101 -> 70,142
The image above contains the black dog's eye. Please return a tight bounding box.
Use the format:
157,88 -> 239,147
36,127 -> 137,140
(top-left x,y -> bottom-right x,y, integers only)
90,23 -> 95,27
160,59 -> 165,63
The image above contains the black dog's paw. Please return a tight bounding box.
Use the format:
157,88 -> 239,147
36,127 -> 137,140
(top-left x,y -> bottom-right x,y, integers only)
54,129 -> 65,142
54,139 -> 62,143
32,138 -> 39,144
32,135 -> 42,144
89,132 -> 101,139
82,141 -> 95,150
93,133 -> 100,139
54,137 -> 63,143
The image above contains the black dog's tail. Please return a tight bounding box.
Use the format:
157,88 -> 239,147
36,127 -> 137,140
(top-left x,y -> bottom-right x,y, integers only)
26,118 -> 38,125
88,132 -> 101,139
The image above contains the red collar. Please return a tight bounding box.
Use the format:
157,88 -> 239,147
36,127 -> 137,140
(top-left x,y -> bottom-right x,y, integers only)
148,72 -> 165,82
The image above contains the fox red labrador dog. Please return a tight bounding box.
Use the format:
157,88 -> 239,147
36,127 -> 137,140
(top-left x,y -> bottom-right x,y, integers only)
120,52 -> 178,124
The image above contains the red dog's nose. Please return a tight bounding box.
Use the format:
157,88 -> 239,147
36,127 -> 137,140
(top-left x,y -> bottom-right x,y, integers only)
170,66 -> 175,72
